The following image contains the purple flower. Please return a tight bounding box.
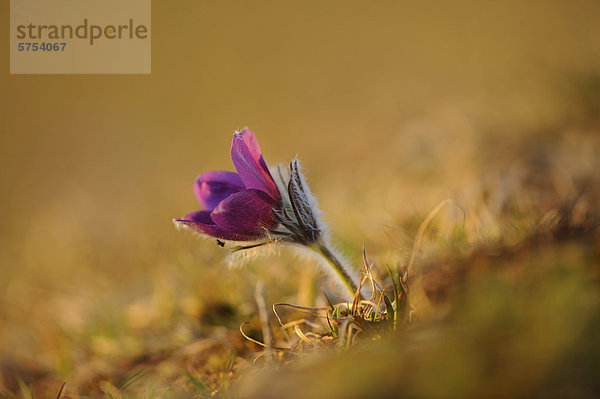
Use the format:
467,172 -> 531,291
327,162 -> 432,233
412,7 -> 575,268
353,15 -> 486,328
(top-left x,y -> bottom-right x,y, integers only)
175,129 -> 359,298
175,129 -> 281,241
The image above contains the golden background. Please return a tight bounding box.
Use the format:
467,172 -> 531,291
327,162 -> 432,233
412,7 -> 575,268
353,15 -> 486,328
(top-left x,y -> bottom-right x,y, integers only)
1,1 -> 600,396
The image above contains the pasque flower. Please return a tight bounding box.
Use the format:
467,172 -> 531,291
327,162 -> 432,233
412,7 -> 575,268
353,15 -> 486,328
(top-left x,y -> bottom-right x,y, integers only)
175,129 -> 358,298
175,129 -> 281,241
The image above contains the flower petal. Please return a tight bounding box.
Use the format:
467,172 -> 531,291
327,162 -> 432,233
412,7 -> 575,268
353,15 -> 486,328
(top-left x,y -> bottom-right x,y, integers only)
175,210 -> 258,241
194,171 -> 244,211
211,189 -> 277,237
231,129 -> 280,201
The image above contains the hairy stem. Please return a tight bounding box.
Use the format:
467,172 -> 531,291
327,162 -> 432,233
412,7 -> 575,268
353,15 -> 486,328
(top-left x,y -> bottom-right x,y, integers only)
313,241 -> 358,299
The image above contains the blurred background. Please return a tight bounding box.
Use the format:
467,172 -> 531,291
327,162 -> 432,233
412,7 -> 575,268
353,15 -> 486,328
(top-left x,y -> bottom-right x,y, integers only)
1,1 -> 600,397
